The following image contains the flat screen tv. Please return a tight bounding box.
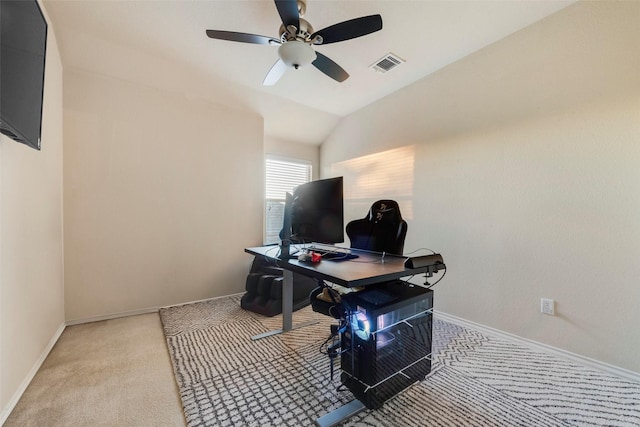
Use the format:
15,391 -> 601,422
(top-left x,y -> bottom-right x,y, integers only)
0,0 -> 48,151
291,176 -> 344,245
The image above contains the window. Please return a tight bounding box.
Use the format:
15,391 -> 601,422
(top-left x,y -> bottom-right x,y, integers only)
264,157 -> 312,244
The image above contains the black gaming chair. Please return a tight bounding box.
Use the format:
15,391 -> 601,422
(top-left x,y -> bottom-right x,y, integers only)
346,200 -> 407,255
310,200 -> 408,317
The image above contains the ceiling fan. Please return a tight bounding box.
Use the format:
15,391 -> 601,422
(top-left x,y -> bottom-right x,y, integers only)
205,0 -> 383,86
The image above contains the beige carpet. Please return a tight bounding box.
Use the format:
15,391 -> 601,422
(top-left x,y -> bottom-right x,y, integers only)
4,313 -> 185,426
8,300 -> 640,427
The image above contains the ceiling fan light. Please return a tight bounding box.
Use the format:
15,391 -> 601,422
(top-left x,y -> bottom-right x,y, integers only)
278,41 -> 316,69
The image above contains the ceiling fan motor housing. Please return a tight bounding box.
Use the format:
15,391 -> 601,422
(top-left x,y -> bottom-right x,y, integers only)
279,18 -> 315,43
278,15 -> 318,69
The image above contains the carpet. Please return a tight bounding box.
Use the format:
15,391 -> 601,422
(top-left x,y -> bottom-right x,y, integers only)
160,295 -> 640,426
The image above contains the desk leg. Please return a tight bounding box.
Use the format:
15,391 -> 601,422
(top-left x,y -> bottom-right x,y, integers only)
251,270 -> 318,340
282,269 -> 293,331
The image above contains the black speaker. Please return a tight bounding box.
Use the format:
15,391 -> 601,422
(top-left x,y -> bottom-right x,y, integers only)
404,253 -> 444,269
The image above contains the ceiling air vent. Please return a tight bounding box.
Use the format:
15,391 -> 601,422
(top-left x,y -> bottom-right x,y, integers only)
370,53 -> 405,74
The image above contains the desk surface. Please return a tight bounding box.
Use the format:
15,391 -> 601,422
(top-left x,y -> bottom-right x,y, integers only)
245,243 -> 431,288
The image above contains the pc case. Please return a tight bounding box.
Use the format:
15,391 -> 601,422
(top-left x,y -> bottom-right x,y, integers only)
340,281 -> 433,409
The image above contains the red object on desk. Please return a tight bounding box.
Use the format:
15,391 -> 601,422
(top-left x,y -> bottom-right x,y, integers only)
311,252 -> 322,263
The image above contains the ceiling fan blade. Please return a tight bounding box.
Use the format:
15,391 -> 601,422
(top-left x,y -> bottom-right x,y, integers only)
206,30 -> 279,45
263,59 -> 288,86
311,15 -> 382,45
312,52 -> 349,83
274,0 -> 299,30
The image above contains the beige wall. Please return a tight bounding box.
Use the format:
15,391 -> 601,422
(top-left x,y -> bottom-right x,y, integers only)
63,69 -> 264,321
0,2 -> 65,417
321,1 -> 640,373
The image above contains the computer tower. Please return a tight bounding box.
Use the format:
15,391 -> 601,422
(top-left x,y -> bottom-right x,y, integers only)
340,281 -> 433,409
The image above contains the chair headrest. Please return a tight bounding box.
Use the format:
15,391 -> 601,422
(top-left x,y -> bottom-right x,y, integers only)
367,200 -> 403,223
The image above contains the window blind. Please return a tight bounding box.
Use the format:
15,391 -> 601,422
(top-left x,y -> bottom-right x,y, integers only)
265,157 -> 312,244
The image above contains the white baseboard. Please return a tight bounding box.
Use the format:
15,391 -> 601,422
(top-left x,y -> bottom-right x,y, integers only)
66,292 -> 246,326
158,292 -> 244,310
435,310 -> 640,383
65,306 -> 160,326
0,321 -> 66,426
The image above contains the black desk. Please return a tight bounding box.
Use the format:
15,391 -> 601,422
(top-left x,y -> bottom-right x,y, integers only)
244,243 -> 436,339
245,243 -> 443,427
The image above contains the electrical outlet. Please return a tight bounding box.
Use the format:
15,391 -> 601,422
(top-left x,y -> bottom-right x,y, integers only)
540,298 -> 555,315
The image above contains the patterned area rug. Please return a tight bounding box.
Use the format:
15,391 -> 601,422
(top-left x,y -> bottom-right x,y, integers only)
160,295 -> 640,426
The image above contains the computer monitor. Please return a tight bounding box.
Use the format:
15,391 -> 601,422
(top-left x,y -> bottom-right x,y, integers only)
292,176 -> 344,245
280,177 -> 344,256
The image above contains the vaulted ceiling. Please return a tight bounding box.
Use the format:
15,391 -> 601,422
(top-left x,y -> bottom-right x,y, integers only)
43,0 -> 574,144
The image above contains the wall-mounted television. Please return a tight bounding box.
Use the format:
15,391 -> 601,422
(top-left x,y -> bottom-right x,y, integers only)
0,0 -> 48,151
